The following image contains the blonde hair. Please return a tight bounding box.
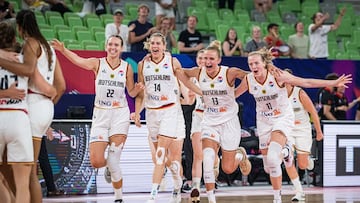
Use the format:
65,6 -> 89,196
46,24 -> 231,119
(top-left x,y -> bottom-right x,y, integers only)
143,32 -> 166,51
248,47 -> 274,68
205,40 -> 222,58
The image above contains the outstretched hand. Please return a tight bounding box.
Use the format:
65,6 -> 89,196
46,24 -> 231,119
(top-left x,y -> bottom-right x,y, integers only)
334,74 -> 352,88
51,39 -> 66,53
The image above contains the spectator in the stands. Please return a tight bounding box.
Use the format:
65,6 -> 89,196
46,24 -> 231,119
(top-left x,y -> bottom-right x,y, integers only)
264,23 -> 289,57
157,16 -> 177,52
105,8 -> 133,52
244,25 -> 266,56
23,0 -> 72,16
222,28 -> 243,56
178,15 -> 204,56
154,0 -> 176,30
218,0 -> 234,11
308,8 -> 346,59
128,3 -> 157,53
0,0 -> 15,22
254,0 -> 273,13
288,22 -> 309,59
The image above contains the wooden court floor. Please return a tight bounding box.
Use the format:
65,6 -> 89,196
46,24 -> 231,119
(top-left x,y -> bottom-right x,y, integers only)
43,185 -> 360,203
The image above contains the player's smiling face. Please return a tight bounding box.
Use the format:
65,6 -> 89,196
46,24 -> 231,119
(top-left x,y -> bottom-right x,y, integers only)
106,36 -> 122,56
150,36 -> 165,57
204,50 -> 220,70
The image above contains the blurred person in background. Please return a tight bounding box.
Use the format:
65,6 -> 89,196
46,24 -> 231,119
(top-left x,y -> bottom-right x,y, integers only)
244,25 -> 266,56
288,22 -> 309,59
222,28 -> 243,57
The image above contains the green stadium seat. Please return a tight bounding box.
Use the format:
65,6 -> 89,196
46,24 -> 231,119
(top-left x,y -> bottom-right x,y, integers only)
81,40 -> 98,49
63,12 -> 81,23
216,24 -> 230,42
128,7 -> 138,20
241,0 -> 254,15
71,25 -> 88,35
94,31 -> 105,43
302,4 -> 319,18
76,30 -> 94,41
85,44 -> 101,50
236,13 -> 251,24
67,17 -> 83,27
86,18 -> 103,28
35,13 -> 46,25
41,29 -> 56,41
125,3 -> 137,14
53,25 -> 70,34
48,16 -> 65,27
45,11 -> 62,23
335,17 -> 352,38
57,30 -> 75,41
206,12 -> 220,32
67,43 -> 83,50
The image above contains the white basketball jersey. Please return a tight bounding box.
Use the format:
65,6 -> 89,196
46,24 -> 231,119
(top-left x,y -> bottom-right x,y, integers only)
247,72 -> 293,119
199,66 -> 238,125
28,45 -> 56,93
0,55 -> 28,110
289,86 -> 311,129
142,54 -> 179,108
94,58 -> 129,109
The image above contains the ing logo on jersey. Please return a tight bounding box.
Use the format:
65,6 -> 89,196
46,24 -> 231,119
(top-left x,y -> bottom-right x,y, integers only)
163,63 -> 169,69
210,83 -> 215,88
160,95 -> 168,101
112,100 -> 121,107
217,76 -> 223,83
262,89 -> 266,94
102,69 -> 106,73
146,65 -> 151,69
254,86 -> 258,91
293,97 -> 297,103
110,74 -> 115,79
118,70 -> 124,76
269,81 -> 274,87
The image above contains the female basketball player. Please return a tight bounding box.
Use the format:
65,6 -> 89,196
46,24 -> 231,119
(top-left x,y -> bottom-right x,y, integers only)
134,32 -> 201,203
51,35 -> 143,203
181,40 -> 252,203
0,10 -> 66,203
235,48 -> 351,203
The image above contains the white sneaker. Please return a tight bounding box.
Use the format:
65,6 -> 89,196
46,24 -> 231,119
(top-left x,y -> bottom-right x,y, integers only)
104,167 -> 111,183
283,144 -> 293,168
291,192 -> 305,201
307,157 -> 314,171
169,190 -> 181,203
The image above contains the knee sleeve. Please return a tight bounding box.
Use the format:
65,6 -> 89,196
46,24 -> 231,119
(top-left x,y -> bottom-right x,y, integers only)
203,147 -> 215,184
262,155 -> 270,174
155,147 -> 165,165
107,143 -> 124,182
169,161 -> 182,190
267,142 -> 282,177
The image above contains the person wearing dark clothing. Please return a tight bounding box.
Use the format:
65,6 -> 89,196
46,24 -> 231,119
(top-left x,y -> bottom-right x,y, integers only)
317,87 -> 336,120
38,136 -> 64,197
177,15 -> 204,56
0,0 -> 15,21
128,3 -> 157,52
